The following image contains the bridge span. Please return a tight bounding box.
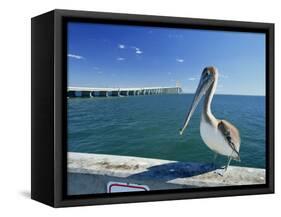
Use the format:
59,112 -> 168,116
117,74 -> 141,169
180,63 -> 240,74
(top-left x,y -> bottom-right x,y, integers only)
68,86 -> 182,97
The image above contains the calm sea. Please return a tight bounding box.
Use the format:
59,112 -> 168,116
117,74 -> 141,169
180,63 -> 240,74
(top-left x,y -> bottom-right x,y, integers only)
67,94 -> 266,169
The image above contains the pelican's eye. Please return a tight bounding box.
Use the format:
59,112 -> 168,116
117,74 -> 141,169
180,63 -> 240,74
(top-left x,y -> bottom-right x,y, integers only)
202,69 -> 211,80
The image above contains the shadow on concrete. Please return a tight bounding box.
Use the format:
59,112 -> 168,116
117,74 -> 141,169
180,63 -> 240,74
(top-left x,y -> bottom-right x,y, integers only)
128,162 -> 219,181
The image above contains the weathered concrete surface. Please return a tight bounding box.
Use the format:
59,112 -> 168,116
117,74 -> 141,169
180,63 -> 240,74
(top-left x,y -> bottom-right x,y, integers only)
68,152 -> 265,195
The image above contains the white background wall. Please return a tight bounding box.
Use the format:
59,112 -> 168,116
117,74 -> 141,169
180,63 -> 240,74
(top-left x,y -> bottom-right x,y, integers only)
0,0 -> 279,216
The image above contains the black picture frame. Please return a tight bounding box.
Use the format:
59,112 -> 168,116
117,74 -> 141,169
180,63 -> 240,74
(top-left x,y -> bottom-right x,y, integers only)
31,9 -> 274,207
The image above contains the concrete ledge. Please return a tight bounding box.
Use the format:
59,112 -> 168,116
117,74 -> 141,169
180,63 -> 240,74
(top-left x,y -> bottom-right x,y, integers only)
67,152 -> 265,195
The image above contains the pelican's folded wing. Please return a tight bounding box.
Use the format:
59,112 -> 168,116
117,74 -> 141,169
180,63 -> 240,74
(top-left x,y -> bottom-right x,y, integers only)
218,120 -> 240,158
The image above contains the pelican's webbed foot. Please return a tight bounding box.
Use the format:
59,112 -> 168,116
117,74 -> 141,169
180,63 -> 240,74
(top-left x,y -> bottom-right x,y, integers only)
214,168 -> 225,176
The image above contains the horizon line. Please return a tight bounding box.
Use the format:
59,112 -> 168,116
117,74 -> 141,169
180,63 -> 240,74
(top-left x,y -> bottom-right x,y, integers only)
181,92 -> 265,97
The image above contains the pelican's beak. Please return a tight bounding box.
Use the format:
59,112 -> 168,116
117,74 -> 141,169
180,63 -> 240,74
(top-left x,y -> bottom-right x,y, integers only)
179,72 -> 214,135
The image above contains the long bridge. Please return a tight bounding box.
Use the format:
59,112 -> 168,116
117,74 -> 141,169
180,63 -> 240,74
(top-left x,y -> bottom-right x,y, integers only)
68,86 -> 182,97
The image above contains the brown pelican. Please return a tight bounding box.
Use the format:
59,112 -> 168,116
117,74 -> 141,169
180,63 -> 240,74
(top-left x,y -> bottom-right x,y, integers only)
179,67 -> 240,174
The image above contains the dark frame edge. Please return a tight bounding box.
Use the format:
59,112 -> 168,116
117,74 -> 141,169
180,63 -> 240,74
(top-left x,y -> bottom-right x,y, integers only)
54,9 -> 65,208
56,185 -> 272,207
267,23 -> 274,194
31,10 -> 56,207
53,9 -> 274,28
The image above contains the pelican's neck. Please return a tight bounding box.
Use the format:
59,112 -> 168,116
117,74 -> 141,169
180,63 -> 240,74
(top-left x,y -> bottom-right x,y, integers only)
202,79 -> 217,125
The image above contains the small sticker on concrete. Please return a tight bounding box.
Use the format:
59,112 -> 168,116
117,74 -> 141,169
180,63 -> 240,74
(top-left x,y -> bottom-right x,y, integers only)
107,182 -> 149,193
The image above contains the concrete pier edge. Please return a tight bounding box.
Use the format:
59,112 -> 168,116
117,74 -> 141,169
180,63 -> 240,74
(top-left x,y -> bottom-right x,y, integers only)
67,152 -> 265,195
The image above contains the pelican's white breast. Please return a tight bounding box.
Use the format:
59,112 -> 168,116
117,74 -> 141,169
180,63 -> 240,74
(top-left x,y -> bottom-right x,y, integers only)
200,117 -> 234,157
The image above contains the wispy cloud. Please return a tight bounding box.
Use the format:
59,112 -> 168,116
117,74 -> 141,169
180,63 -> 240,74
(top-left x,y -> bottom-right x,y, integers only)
176,58 -> 184,63
220,73 -> 228,78
118,44 -> 125,49
117,57 -> 125,61
117,44 -> 144,55
97,71 -> 103,74
188,77 -> 196,81
93,66 -> 99,70
68,54 -> 84,59
167,72 -> 172,75
131,46 -> 143,55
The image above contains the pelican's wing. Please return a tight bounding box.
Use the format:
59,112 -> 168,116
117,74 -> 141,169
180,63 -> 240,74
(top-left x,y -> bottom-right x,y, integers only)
218,120 -> 240,158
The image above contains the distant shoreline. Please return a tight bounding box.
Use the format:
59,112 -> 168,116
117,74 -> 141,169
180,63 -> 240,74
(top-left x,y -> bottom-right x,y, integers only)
181,93 -> 265,97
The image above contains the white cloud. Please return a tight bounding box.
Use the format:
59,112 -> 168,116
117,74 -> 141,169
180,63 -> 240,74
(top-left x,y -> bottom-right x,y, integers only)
93,66 -> 99,70
117,57 -> 125,61
68,54 -> 84,59
176,58 -> 184,63
97,71 -> 103,74
118,44 -> 125,49
167,72 -> 172,75
188,77 -> 196,81
131,46 -> 143,54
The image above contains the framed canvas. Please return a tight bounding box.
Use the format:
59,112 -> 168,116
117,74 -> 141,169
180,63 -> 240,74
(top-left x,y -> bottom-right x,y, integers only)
31,9 -> 274,207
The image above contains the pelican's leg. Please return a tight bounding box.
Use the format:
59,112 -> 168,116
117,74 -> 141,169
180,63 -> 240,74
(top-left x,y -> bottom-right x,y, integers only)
213,153 -> 225,176
214,156 -> 232,176
224,157 -> 232,172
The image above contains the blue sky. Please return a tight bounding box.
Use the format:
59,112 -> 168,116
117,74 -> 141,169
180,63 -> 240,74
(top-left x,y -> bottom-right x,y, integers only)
67,22 -> 266,96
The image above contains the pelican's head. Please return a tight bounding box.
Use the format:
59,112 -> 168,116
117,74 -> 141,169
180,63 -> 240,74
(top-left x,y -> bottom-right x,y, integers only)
179,66 -> 218,135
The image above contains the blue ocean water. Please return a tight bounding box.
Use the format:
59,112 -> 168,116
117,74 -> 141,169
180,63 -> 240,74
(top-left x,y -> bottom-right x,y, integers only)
67,94 -> 265,168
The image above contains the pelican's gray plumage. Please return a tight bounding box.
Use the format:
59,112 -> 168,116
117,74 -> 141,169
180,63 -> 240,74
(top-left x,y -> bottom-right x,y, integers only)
180,67 -> 240,173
